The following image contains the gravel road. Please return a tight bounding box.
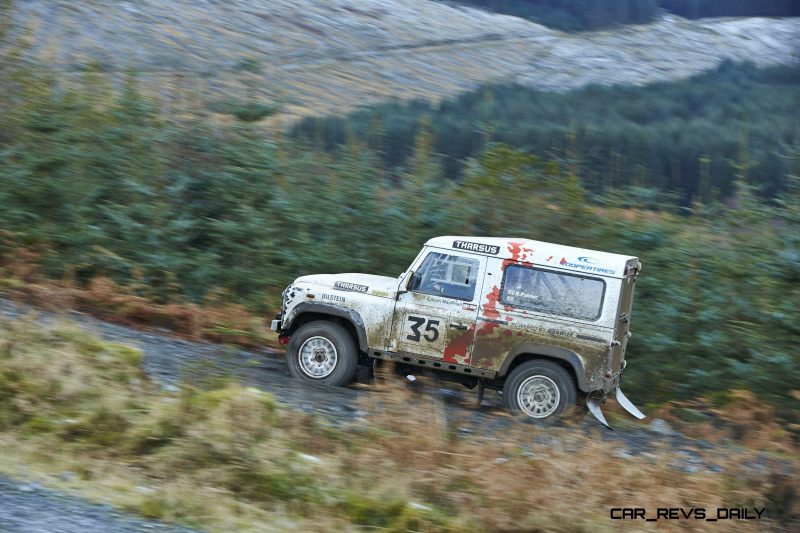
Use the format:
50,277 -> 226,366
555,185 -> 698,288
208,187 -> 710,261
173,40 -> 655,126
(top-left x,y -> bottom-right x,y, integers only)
0,297 -> 776,531
0,476 -> 198,533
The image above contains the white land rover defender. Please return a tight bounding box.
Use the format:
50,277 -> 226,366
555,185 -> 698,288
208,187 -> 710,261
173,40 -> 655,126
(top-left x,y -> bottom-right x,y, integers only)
271,236 -> 645,427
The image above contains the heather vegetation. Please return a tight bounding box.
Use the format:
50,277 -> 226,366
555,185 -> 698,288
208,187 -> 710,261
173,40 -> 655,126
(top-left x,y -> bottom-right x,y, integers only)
439,0 -> 800,31
1,41 -> 799,415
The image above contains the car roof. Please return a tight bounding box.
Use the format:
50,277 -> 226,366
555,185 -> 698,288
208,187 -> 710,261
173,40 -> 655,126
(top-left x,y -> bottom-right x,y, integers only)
425,236 -> 639,278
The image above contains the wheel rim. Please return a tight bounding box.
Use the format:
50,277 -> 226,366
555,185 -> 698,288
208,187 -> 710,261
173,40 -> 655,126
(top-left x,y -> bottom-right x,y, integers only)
517,375 -> 560,418
298,336 -> 338,379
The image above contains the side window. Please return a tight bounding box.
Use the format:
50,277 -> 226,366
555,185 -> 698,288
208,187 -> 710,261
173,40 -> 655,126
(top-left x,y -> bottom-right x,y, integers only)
411,252 -> 480,301
501,265 -> 605,321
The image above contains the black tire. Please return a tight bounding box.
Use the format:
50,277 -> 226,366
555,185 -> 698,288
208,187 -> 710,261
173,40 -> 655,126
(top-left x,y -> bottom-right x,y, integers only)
503,360 -> 577,423
286,321 -> 358,386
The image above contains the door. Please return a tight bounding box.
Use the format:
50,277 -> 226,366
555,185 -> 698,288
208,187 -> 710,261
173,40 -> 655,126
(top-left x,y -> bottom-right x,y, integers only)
391,249 -> 485,366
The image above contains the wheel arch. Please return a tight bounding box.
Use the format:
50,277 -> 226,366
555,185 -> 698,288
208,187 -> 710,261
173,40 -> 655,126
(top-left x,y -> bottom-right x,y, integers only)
498,345 -> 587,392
283,302 -> 368,353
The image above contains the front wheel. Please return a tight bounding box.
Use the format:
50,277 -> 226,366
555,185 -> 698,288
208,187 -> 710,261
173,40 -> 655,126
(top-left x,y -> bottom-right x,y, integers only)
503,360 -> 577,423
286,321 -> 358,386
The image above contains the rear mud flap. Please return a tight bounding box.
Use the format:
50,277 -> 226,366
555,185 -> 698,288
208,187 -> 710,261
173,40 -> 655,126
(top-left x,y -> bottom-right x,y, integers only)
587,387 -> 646,429
586,396 -> 612,429
616,387 -> 646,420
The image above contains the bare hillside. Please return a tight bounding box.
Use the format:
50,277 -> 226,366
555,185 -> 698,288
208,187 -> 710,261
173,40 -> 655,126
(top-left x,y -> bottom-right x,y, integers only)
5,0 -> 799,118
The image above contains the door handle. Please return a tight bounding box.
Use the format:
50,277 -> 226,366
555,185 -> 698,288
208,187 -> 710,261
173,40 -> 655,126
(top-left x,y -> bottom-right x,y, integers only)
449,323 -> 469,330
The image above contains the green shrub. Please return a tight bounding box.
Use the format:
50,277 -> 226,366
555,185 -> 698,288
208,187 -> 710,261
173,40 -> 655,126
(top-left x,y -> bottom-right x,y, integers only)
344,493 -> 409,528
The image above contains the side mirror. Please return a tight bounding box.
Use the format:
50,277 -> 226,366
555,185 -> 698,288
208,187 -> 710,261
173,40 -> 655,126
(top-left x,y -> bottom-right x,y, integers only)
397,270 -> 415,297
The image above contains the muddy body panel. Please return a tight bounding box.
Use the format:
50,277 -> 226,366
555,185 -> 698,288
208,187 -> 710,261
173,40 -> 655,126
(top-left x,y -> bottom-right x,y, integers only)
471,319 -> 611,391
278,274 -> 399,354
388,247 -> 487,366
466,249 -> 626,393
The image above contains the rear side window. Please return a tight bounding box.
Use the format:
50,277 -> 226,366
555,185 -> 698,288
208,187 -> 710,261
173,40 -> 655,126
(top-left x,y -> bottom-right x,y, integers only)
411,252 -> 480,301
501,265 -> 605,321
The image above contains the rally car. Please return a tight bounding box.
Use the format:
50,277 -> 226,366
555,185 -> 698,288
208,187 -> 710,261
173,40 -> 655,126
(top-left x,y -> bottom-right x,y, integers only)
272,236 -> 646,427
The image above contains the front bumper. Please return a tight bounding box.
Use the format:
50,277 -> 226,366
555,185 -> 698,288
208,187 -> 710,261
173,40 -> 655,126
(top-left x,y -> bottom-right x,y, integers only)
270,319 -> 282,332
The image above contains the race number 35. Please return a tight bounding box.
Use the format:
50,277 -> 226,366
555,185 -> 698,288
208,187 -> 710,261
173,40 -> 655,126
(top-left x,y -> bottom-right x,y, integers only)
406,316 -> 440,342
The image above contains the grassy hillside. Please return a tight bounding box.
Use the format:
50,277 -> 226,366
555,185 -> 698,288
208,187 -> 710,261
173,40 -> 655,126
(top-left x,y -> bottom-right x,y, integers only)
0,317 -> 796,531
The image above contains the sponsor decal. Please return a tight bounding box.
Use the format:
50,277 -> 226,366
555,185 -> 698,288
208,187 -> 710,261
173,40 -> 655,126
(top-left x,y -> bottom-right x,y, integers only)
515,324 -> 547,334
505,288 -> 538,300
420,294 -> 461,306
334,281 -> 369,292
559,257 -> 615,275
321,293 -> 345,303
499,322 -> 575,338
453,240 -> 500,255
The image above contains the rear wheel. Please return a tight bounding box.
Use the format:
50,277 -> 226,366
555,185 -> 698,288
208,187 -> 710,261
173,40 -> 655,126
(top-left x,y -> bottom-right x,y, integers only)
503,360 -> 577,423
286,321 -> 358,386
